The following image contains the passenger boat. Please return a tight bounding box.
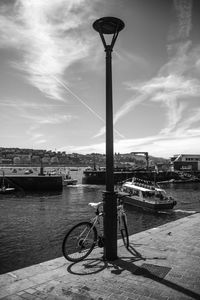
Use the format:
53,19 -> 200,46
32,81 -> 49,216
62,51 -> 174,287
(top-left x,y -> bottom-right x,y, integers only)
117,177 -> 177,212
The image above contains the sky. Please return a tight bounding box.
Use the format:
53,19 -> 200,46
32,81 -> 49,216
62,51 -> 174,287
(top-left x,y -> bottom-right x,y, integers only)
0,0 -> 200,158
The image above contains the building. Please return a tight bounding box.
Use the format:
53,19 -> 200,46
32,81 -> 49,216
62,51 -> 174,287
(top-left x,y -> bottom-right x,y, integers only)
171,154 -> 200,172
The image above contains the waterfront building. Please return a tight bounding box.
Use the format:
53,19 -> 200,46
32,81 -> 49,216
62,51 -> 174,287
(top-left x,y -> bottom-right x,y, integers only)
171,154 -> 200,171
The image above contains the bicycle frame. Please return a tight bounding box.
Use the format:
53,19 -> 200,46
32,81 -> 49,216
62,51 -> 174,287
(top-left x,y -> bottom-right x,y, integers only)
77,205 -> 104,247
89,202 -> 128,239
89,207 -> 104,237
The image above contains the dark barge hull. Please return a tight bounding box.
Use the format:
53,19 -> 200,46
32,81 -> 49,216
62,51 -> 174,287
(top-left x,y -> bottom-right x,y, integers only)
82,170 -> 199,185
82,171 -> 135,185
123,195 -> 176,212
0,175 -> 63,192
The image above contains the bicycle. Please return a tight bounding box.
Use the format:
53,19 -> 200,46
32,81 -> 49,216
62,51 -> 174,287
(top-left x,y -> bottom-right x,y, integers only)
62,196 -> 129,262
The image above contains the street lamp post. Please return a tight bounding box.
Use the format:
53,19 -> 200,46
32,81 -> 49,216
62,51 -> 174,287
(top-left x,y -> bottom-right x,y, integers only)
93,17 -> 125,260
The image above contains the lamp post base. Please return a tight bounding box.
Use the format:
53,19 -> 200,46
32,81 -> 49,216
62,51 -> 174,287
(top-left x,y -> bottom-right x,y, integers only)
102,191 -> 118,261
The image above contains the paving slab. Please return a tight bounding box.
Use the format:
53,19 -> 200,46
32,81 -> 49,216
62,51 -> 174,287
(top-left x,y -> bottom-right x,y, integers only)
0,213 -> 200,300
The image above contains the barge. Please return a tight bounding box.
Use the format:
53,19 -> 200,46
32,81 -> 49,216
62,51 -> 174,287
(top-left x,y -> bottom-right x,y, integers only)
82,168 -> 136,184
0,174 -> 63,192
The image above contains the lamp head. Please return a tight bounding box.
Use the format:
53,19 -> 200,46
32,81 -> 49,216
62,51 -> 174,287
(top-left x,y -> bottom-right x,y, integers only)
93,17 -> 124,49
93,17 -> 124,34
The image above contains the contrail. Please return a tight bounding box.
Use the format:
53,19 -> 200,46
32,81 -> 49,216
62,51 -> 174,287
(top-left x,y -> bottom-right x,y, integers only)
51,74 -> 124,138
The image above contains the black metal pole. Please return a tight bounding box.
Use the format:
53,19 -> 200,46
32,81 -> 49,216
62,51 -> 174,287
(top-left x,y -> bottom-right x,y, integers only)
103,45 -> 118,261
92,16 -> 124,262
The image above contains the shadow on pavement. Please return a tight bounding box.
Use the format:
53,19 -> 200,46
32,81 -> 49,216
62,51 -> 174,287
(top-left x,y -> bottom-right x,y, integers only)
67,243 -> 200,300
111,258 -> 200,300
67,257 -> 107,275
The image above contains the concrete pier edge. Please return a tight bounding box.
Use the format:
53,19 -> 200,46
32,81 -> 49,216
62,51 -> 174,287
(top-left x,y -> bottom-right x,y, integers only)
0,213 -> 200,300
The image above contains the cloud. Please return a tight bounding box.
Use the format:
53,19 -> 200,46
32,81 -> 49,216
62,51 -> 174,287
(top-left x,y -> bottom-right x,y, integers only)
113,0 -> 198,137
113,93 -> 146,125
1,97 -> 77,123
24,112 -> 77,145
93,126 -> 105,138
0,0 -> 96,101
174,107 -> 200,136
29,133 -> 46,145
168,0 -> 192,42
6,98 -> 78,144
59,131 -> 200,158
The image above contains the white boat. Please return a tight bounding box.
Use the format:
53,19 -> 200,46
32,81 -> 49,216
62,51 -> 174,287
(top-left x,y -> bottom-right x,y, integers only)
0,171 -> 15,194
63,173 -> 77,186
63,178 -> 77,186
118,177 -> 177,212
0,186 -> 15,194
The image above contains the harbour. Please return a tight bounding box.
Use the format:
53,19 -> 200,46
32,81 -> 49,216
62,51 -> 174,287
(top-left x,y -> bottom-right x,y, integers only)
1,1 -> 200,297
0,167 -> 200,275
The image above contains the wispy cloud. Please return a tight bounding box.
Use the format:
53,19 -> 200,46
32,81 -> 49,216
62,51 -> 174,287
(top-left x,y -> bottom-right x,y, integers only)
29,133 -> 46,145
114,0 -> 198,136
0,97 -> 77,145
24,112 -> 77,145
0,0 -> 96,101
168,0 -> 192,42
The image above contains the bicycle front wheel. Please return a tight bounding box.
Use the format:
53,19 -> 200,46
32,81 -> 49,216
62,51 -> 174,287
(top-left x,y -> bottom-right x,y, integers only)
120,214 -> 129,248
62,221 -> 97,262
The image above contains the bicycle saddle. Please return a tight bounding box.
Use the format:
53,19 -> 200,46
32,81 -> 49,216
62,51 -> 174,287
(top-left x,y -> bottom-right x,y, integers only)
88,202 -> 102,208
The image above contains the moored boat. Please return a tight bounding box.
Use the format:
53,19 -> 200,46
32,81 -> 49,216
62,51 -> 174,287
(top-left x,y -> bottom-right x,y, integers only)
117,177 -> 177,212
0,186 -> 15,194
0,171 -> 15,194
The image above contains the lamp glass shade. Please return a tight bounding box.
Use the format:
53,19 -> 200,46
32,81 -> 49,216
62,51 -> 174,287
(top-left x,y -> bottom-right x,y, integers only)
93,17 -> 124,34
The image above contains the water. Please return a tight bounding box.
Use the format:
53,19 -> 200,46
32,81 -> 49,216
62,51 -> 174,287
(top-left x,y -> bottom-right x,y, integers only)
0,175 -> 200,275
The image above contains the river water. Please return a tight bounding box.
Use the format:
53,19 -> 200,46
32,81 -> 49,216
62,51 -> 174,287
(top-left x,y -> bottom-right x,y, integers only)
0,170 -> 200,275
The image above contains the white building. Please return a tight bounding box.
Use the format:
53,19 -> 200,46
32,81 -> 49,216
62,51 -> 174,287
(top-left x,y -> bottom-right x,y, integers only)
171,154 -> 200,171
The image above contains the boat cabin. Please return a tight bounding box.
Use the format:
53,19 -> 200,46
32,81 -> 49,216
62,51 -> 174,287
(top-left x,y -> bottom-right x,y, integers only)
121,181 -> 167,202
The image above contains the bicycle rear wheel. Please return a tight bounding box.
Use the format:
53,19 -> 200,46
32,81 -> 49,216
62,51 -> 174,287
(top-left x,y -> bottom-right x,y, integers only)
62,221 -> 97,262
120,214 -> 129,248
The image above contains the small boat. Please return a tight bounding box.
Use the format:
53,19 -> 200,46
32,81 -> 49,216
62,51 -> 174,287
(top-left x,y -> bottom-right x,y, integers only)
0,171 -> 15,194
63,178 -> 77,186
63,173 -> 77,186
0,186 -> 15,194
117,177 -> 177,212
24,169 -> 33,175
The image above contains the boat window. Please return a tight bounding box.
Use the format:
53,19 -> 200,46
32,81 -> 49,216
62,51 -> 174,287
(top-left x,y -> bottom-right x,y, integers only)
132,189 -> 139,196
156,191 -> 164,199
